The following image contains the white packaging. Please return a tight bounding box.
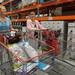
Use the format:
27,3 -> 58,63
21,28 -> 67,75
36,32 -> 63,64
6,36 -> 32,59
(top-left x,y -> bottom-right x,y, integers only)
8,44 -> 28,60
22,0 -> 37,6
22,27 -> 26,32
22,42 -> 39,63
11,31 -> 15,36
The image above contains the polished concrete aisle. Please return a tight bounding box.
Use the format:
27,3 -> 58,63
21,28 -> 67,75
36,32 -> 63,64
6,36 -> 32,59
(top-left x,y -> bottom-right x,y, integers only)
34,59 -> 75,75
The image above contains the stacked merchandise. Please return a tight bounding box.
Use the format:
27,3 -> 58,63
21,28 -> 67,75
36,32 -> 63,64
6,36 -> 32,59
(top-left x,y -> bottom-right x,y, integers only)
18,0 -> 38,8
67,22 -> 75,59
41,21 -> 64,32
54,7 -> 62,16
12,22 -> 23,31
41,21 -> 64,49
18,0 -> 56,9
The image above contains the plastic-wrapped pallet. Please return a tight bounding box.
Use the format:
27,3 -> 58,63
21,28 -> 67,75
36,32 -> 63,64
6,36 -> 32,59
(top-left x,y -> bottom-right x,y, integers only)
18,0 -> 37,8
54,7 -> 62,16
68,22 -> 75,59
22,0 -> 37,6
41,21 -> 64,32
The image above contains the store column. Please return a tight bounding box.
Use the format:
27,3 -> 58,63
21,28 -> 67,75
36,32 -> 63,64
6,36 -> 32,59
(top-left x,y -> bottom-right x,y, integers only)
62,21 -> 68,58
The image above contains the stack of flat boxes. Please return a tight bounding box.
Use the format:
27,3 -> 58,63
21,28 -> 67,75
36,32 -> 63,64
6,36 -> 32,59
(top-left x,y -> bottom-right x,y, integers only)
68,22 -> 75,59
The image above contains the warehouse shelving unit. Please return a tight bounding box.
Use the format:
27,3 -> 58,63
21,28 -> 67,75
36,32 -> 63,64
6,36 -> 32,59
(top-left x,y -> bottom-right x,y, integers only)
11,15 -> 75,22
4,0 -> 74,15
0,0 -> 72,19
1,0 -> 13,6
2,0 -> 74,22
1,0 -> 21,6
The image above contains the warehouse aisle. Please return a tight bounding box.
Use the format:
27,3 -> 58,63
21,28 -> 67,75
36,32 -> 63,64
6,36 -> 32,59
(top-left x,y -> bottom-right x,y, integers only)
34,59 -> 75,75
47,59 -> 75,75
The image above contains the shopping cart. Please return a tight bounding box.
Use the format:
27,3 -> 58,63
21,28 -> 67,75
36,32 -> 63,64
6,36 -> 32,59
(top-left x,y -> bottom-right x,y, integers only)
0,39 -> 55,75
0,29 -> 60,75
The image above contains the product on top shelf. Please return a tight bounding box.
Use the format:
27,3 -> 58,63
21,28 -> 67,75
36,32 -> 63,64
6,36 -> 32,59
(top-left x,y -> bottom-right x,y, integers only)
18,0 -> 38,8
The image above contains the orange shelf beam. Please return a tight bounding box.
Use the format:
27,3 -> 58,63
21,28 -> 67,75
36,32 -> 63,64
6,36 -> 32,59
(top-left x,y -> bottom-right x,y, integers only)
6,0 -> 74,15
1,0 -> 13,6
11,15 -> 75,22
6,5 -> 37,15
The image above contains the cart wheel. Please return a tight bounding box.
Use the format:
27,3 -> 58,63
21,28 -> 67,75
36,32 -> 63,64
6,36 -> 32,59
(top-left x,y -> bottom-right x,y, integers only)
0,42 -> 15,75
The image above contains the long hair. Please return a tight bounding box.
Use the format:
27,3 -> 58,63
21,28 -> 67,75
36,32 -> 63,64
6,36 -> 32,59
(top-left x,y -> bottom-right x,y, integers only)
0,5 -> 6,16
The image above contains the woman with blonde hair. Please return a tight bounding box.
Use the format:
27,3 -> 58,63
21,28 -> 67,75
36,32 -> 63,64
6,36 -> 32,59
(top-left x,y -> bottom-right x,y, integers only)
0,5 -> 12,44
0,5 -> 11,33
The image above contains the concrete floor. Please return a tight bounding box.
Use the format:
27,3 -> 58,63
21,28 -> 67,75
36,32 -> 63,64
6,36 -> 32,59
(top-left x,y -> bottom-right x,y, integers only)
0,60 -> 75,75
34,59 -> 75,75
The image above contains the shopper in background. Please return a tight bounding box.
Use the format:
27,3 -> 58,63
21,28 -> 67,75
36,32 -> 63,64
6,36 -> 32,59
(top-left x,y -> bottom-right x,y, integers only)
0,5 -> 13,44
27,11 -> 44,30
0,5 -> 11,33
27,11 -> 45,38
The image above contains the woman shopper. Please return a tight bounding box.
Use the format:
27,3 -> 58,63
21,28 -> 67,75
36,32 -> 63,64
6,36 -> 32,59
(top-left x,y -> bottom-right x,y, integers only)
0,5 -> 13,44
